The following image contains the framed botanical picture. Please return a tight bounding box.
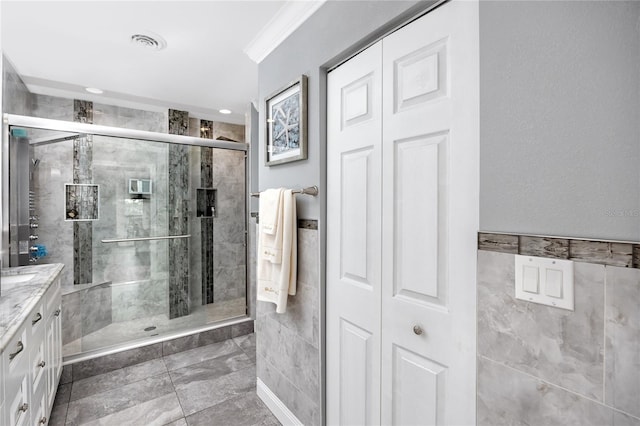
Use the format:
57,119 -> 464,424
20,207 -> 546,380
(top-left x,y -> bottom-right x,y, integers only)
265,75 -> 308,166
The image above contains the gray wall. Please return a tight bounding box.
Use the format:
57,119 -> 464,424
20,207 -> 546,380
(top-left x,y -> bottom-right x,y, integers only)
480,1 -> 640,241
258,0 -> 428,219
255,1 -> 433,424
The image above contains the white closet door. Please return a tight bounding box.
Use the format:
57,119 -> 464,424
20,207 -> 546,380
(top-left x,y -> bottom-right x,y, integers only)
380,2 -> 479,425
327,41 -> 383,426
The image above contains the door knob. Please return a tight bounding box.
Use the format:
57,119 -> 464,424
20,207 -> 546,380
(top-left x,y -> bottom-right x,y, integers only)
413,325 -> 423,335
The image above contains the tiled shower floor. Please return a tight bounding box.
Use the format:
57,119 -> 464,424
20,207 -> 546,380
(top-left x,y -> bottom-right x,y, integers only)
64,298 -> 246,357
50,333 -> 280,426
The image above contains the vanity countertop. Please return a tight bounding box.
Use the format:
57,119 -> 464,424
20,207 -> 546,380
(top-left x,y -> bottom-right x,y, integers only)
0,263 -> 64,352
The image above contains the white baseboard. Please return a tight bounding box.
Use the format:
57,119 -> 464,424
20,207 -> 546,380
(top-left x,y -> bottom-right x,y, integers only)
257,377 -> 303,426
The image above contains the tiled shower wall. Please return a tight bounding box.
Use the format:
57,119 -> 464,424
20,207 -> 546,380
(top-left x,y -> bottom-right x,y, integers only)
477,236 -> 640,425
256,221 -> 320,426
18,95 -> 246,346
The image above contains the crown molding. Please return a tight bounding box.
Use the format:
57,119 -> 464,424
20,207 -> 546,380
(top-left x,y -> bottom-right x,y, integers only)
244,0 -> 326,64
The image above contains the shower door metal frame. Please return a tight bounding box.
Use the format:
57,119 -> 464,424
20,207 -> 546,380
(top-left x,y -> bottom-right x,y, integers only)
1,112 -> 249,270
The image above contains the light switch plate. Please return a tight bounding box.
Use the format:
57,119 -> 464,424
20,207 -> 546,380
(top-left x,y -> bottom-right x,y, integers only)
515,255 -> 574,311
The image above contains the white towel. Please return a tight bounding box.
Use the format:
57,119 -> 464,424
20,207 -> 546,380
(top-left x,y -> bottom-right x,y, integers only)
258,189 -> 284,264
259,188 -> 282,235
257,189 -> 297,313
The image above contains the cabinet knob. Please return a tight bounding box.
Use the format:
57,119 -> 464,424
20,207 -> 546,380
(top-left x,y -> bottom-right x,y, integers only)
38,360 -> 46,368
19,403 -> 28,412
413,325 -> 424,335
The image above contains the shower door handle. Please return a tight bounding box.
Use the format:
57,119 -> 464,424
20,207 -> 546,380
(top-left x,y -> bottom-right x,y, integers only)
101,234 -> 191,243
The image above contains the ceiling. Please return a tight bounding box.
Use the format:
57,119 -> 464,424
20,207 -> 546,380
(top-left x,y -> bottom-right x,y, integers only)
0,1 -> 320,125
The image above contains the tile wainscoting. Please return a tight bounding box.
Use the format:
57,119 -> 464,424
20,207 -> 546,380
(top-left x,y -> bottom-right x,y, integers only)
477,231 -> 640,425
255,219 -> 321,426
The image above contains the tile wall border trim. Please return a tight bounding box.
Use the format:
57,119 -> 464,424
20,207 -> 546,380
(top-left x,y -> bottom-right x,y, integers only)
250,213 -> 318,230
478,232 -> 640,269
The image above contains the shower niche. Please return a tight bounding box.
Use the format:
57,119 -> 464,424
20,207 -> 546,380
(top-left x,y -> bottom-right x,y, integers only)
64,184 -> 99,220
196,188 -> 217,217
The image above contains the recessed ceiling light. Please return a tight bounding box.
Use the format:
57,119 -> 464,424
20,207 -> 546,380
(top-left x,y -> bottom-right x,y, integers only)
219,109 -> 232,114
131,32 -> 167,51
85,87 -> 103,94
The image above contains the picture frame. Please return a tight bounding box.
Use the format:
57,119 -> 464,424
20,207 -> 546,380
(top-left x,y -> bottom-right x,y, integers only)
265,75 -> 308,166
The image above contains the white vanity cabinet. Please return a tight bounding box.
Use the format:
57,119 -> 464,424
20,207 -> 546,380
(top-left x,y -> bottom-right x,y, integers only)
1,274 -> 62,426
44,278 -> 62,414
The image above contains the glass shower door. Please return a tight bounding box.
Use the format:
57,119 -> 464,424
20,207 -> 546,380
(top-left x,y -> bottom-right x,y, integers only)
11,124 -> 248,358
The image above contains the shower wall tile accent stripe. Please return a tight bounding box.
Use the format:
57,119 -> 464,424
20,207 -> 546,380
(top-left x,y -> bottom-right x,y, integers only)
74,99 -> 94,124
168,109 -> 189,135
168,109 -> 191,318
73,99 -> 94,285
201,146 -> 215,305
200,119 -> 213,139
478,232 -> 640,269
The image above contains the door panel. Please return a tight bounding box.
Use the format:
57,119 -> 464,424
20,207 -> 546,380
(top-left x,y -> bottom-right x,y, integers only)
339,319 -> 374,426
381,2 -> 478,425
327,41 -> 383,426
392,345 -> 447,426
393,132 -> 449,308
327,2 -> 478,425
394,38 -> 447,112
340,147 -> 374,286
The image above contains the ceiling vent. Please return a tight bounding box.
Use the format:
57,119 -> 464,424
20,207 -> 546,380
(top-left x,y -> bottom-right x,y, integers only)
130,33 -> 167,51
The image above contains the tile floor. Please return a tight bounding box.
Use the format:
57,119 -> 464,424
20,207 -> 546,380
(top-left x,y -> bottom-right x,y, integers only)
50,333 -> 281,426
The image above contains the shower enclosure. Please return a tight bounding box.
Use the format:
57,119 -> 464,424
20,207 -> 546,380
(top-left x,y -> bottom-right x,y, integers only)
2,114 -> 249,360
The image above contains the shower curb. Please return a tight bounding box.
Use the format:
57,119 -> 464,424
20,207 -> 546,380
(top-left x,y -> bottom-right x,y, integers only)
63,317 -> 254,382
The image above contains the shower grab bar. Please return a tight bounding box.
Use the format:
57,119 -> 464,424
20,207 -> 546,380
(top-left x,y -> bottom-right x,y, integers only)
250,185 -> 318,197
101,234 -> 191,243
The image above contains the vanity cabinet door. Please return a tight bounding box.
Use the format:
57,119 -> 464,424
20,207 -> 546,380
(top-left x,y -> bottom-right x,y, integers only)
4,326 -> 31,426
32,373 -> 48,426
44,277 -> 62,412
45,302 -> 61,411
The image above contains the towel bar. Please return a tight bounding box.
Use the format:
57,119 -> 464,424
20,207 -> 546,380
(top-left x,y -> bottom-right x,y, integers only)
250,185 -> 318,198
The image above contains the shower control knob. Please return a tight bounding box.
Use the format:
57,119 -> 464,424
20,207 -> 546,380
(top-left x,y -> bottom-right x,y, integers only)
30,215 -> 39,221
30,246 -> 39,252
29,258 -> 39,263
29,235 -> 39,240
30,223 -> 38,229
